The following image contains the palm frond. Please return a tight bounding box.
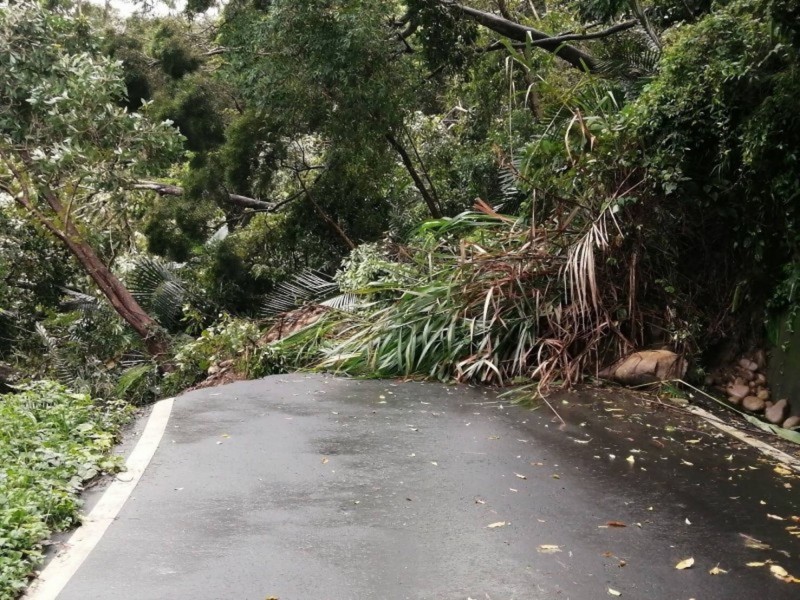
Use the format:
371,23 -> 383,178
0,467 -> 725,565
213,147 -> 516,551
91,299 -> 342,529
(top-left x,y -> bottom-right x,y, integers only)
127,256 -> 189,330
59,289 -> 100,314
261,270 -> 340,317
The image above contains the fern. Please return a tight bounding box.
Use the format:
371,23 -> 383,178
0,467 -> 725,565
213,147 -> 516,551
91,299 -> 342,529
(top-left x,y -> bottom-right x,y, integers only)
35,323 -> 77,386
114,363 -> 156,398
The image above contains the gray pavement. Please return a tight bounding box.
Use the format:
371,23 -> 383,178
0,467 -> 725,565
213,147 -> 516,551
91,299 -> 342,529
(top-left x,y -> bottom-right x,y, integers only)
58,375 -> 799,599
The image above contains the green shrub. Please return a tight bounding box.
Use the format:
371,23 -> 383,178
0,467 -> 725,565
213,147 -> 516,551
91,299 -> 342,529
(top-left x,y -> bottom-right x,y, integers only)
0,382 -> 127,598
164,316 -> 262,392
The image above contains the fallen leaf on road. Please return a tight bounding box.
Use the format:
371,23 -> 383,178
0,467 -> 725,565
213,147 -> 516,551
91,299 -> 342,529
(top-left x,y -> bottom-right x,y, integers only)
767,514 -> 785,521
606,521 -> 626,528
741,534 -> 771,550
769,564 -> 800,582
774,465 -> 793,477
538,544 -> 561,553
746,561 -> 768,567
626,455 -> 635,465
475,498 -> 485,505
487,521 -> 506,528
515,473 -> 527,480
685,518 -> 692,525
608,588 -> 621,596
675,557 -> 695,570
321,457 -> 329,464
771,565 -> 789,577
681,459 -> 694,466
709,564 -> 728,575
430,461 -> 438,466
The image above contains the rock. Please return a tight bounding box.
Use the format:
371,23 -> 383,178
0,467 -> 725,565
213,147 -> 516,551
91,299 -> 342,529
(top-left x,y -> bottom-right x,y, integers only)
739,369 -> 755,382
734,376 -> 746,387
599,350 -> 687,385
727,384 -> 750,401
742,396 -> 766,412
739,358 -> 758,372
755,373 -> 766,386
757,389 -> 770,401
753,349 -> 767,369
765,399 -> 788,424
783,416 -> 800,430
207,365 -> 220,375
727,395 -> 741,406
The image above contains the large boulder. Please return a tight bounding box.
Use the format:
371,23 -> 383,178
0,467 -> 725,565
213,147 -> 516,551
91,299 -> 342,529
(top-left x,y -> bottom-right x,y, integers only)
599,350 -> 687,386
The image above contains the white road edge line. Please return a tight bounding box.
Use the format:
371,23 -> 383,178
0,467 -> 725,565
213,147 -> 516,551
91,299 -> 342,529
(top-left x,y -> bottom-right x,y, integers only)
688,405 -> 800,473
24,397 -> 175,600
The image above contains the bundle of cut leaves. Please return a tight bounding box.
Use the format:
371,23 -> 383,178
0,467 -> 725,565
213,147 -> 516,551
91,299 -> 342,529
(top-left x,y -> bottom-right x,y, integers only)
313,199 -> 642,386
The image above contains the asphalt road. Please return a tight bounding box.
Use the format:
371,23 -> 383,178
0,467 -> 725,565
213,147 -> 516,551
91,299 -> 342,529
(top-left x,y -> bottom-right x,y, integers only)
49,375 -> 800,599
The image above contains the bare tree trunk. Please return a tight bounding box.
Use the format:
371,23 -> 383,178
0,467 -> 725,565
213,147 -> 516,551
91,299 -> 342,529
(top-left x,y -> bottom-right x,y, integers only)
13,188 -> 171,361
65,237 -> 170,359
1,149 -> 172,361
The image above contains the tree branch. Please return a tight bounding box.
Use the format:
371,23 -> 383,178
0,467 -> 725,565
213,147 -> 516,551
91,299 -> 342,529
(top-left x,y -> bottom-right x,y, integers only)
442,1 -> 600,72
133,181 -> 275,211
386,134 -> 442,219
481,18 -> 639,52
294,173 -> 356,250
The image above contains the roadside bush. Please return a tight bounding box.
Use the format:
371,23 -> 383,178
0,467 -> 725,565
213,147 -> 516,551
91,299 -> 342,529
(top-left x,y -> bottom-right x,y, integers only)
0,382 -> 127,598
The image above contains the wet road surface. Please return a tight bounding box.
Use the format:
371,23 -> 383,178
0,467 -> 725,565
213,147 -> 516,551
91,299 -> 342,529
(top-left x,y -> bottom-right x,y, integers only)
54,375 -> 799,599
